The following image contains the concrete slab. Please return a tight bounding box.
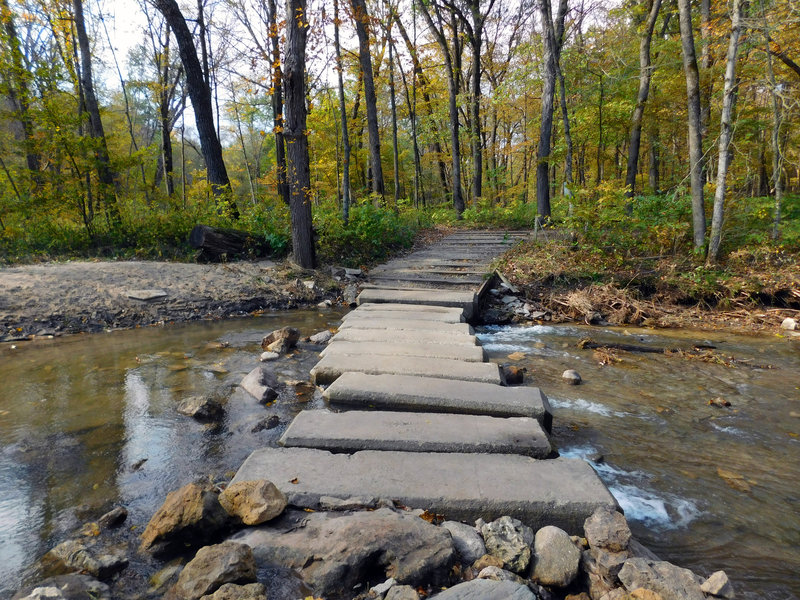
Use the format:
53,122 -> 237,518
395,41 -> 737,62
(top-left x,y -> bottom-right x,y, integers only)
331,328 -> 478,346
320,341 -> 487,362
356,289 -> 477,318
324,372 -> 551,430
310,354 -> 502,385
339,318 -> 474,334
370,273 -> 485,285
232,448 -> 617,533
279,410 -> 552,458
356,303 -> 466,317
363,279 -> 479,291
342,309 -> 464,323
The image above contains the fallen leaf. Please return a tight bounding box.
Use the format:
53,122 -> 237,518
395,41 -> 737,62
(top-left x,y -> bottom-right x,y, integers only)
290,477 -> 299,484
507,351 -> 526,360
717,467 -> 751,492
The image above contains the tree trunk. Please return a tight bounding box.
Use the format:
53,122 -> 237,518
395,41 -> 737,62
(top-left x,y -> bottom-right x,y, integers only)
333,0 -> 351,223
557,63 -> 573,185
625,0 -> 662,200
267,0 -> 290,206
351,0 -> 385,202
73,0 -> 119,224
763,17 -> 784,239
648,127 -> 660,192
284,0 -> 316,268
152,0 -> 237,216
678,0 -> 706,249
388,18 -> 400,208
706,0 -> 744,264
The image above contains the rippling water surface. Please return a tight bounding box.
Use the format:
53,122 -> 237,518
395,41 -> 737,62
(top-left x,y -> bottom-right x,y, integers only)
478,323 -> 800,600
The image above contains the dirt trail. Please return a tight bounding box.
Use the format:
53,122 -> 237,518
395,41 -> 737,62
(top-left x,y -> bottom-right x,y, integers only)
0,260 -> 333,340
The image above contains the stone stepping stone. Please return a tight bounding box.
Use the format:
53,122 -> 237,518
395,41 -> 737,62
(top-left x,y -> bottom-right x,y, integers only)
310,354 -> 502,385
321,340 -> 487,362
279,410 -> 552,458
342,309 -> 464,323
232,447 -> 617,533
356,303 -> 466,317
324,372 -> 552,430
356,289 -> 477,317
331,328 -> 479,347
369,273 -> 484,286
363,279 -> 479,291
338,317 -> 474,334
125,289 -> 167,301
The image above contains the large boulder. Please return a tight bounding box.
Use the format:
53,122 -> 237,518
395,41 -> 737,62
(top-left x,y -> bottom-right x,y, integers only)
441,521 -> 486,564
532,525 -> 581,587
480,516 -> 534,574
239,366 -> 279,404
584,507 -> 631,553
261,327 -> 300,354
172,542 -> 257,600
43,539 -> 128,581
618,558 -> 704,600
12,574 -> 111,600
429,579 -> 537,599
139,483 -> 230,556
232,508 -> 455,597
218,480 -> 287,526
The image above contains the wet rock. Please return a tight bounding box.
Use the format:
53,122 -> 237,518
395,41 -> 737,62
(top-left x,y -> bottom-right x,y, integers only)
429,578 -> 537,599
532,525 -> 580,587
139,483 -> 230,556
172,542 -> 257,600
218,480 -> 287,526
250,415 -> 280,432
150,565 -> 182,593
239,366 -> 279,404
232,508 -> 455,597
477,565 -> 527,584
562,369 -> 582,385
480,516 -> 534,574
780,317 -> 797,331
44,539 -> 128,580
199,583 -> 266,600
260,327 -> 300,354
343,284 -> 359,306
502,365 -> 525,385
308,329 -> 334,345
700,570 -> 734,598
317,299 -> 333,308
584,507 -> 631,553
97,506 -> 127,529
178,395 -> 224,421
708,397 -> 731,408
472,554 -> 505,571
385,585 -> 420,600
442,520 -> 486,564
618,558 -> 704,600
12,574 -> 111,600
258,351 -> 279,362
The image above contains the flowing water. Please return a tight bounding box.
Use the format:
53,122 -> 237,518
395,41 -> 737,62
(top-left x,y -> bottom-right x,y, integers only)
477,323 -> 800,600
0,313 -> 798,598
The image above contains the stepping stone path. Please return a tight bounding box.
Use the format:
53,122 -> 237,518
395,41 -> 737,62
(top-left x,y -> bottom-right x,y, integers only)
233,230 -> 617,531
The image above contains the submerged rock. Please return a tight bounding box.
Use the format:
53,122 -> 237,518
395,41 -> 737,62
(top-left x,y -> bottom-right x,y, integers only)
261,327 -> 300,354
218,480 -> 287,526
239,366 -> 279,404
308,330 -> 334,345
562,369 -> 582,385
480,516 -> 534,574
97,506 -> 128,529
12,574 -> 111,600
43,539 -> 128,581
178,395 -> 224,421
172,542 -> 257,600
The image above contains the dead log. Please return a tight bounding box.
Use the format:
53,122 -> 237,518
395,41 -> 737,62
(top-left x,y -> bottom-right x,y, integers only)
189,224 -> 265,261
577,337 -> 675,353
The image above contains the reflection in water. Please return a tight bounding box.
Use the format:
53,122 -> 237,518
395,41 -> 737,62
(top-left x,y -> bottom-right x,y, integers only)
478,323 -> 800,600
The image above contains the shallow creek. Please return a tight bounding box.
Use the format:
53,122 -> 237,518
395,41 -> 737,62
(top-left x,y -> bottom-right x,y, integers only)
0,312 -> 798,599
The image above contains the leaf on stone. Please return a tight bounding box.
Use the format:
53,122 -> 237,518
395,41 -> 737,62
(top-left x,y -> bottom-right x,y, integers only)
508,352 -> 526,360
717,467 -> 750,492
290,477 -> 299,484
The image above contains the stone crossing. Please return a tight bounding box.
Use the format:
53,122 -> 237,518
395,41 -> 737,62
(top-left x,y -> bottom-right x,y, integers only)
233,230 -> 617,531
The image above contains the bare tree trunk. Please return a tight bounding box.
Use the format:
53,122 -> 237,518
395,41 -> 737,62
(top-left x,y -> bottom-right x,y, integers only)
73,0 -> 119,224
333,0 -> 351,223
707,0 -> 744,264
596,73 -> 604,184
557,63 -> 573,185
625,0 -> 662,200
388,16 -> 400,208
678,0 -> 706,249
351,0 -> 385,202
648,127 -> 660,192
266,0 -> 290,206
284,0 -> 315,268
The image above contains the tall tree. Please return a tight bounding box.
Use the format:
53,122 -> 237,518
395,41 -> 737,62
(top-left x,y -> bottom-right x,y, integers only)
267,0 -> 290,206
678,0 -> 705,249
707,0 -> 744,264
152,0 -> 238,216
351,0 -> 385,201
333,0 -> 351,223
625,0 -> 662,200
284,0 -> 315,268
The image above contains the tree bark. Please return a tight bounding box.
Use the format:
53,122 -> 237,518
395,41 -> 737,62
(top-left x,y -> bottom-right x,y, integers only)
763,25 -> 784,239
625,0 -> 662,200
351,0 -> 385,202
387,17 -> 400,208
284,0 -> 316,268
707,0 -> 744,264
267,0 -> 290,206
152,0 -> 237,216
678,0 -> 706,249
333,0 -> 351,223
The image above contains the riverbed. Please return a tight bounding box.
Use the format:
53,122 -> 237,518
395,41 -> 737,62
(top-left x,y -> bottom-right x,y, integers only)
1,314 -> 798,598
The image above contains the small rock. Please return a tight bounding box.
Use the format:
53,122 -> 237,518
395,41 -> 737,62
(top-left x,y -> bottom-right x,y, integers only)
626,589 -> 665,600
385,585 -> 420,600
258,352 -> 279,362
618,558 -> 704,600
250,415 -> 280,432
344,267 -> 363,278
597,590 -> 628,600
343,284 -> 359,306
708,397 -> 731,408
172,542 -> 257,600
149,565 -> 182,593
239,366 -> 279,405
218,480 -> 287,526
317,299 -> 333,308
502,365 -> 525,385
97,507 -> 127,529
12,574 -> 111,600
44,539 -> 128,581
319,495 -> 377,510
587,547 -> 629,583
532,525 -> 580,587
199,583 -> 267,600
178,395 -> 224,421
370,577 -> 397,596
700,570 -> 734,598
260,327 -> 300,354
780,317 -> 797,331
477,566 -> 526,584
565,594 -> 591,600
562,369 -> 582,385
302,280 -> 316,290
584,507 -> 631,553
480,516 -> 534,574
472,554 -> 505,571
429,578 -> 537,599
308,330 -> 334,345
441,521 -> 486,564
